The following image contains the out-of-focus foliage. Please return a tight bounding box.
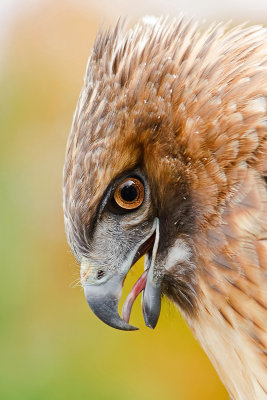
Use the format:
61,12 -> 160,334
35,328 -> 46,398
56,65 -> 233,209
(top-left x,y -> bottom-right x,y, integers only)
0,2 -> 231,399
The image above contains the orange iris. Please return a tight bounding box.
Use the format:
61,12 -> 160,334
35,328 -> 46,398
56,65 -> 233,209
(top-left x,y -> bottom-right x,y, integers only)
114,178 -> 144,210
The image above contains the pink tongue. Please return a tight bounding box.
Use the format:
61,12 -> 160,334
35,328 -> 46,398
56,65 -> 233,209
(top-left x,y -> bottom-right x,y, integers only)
121,269 -> 148,323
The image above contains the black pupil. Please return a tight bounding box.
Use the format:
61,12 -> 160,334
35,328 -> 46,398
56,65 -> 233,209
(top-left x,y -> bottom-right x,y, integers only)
121,182 -> 138,202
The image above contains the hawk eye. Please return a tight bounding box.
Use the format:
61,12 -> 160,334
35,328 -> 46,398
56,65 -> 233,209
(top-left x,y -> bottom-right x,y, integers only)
114,178 -> 144,210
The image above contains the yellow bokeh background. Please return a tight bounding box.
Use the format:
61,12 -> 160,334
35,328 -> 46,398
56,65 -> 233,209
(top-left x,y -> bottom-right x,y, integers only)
1,1 -> 266,399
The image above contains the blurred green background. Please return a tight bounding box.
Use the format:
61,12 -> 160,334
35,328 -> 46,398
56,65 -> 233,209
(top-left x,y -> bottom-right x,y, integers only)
0,1 -> 266,399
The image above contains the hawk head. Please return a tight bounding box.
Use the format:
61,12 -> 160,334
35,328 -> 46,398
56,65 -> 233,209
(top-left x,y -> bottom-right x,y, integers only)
63,17 -> 267,333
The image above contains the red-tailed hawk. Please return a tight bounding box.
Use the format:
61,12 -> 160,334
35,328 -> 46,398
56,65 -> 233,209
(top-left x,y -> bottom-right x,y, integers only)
63,17 -> 267,399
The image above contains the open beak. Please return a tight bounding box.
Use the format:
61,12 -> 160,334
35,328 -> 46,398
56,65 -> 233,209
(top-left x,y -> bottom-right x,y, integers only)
82,218 -> 161,331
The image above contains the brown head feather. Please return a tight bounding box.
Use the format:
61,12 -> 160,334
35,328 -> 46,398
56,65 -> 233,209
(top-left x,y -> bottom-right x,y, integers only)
64,17 -> 267,256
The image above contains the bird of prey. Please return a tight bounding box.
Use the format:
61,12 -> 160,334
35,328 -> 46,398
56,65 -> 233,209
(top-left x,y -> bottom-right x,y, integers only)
63,16 -> 267,400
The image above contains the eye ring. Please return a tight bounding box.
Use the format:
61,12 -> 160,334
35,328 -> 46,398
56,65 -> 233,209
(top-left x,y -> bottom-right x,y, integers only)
114,178 -> 144,210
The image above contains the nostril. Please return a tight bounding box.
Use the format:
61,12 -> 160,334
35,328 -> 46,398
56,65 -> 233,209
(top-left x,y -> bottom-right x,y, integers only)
97,270 -> 105,280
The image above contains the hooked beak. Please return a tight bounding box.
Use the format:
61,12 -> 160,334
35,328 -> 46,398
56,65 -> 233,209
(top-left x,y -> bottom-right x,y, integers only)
82,218 -> 161,331
84,275 -> 138,331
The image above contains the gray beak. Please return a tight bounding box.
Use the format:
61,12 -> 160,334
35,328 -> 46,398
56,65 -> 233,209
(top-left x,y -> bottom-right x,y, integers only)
142,218 -> 161,329
142,277 -> 161,329
84,275 -> 138,330
82,218 -> 161,331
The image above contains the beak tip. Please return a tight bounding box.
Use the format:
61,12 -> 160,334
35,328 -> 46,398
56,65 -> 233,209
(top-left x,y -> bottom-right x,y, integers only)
130,326 -> 139,331
143,313 -> 158,329
145,321 -> 156,329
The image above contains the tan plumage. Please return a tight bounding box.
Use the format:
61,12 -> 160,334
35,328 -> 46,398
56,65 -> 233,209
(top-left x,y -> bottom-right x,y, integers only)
63,17 -> 267,399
